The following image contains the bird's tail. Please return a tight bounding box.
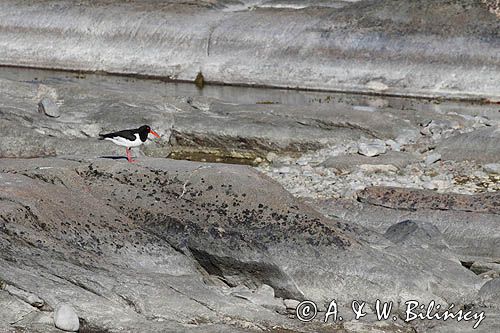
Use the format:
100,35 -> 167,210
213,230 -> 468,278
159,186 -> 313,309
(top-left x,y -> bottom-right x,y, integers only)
98,134 -> 105,140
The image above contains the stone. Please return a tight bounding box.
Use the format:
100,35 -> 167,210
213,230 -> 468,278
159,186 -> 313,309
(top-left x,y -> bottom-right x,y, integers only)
4,284 -> 44,308
38,97 -> 60,118
422,181 -> 438,190
479,270 -> 500,279
479,278 -> 500,308
420,120 -> 459,137
296,158 -> 309,166
358,141 -> 387,157
483,163 -> 500,174
470,261 -> 500,275
266,152 -> 279,162
80,124 -> 102,137
384,220 -> 449,250
366,81 -> 389,91
424,153 -> 441,165
0,291 -> 43,332
53,303 -> 79,332
283,299 -> 300,310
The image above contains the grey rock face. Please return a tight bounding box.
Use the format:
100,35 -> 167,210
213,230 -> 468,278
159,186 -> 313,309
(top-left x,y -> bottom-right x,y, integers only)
3,284 -> 45,309
313,191 -> 500,261
0,74 -> 427,160
358,186 -> 500,215
1,66 -> 498,167
0,0 -> 498,99
53,304 -> 79,332
0,157 -> 482,332
436,126 -> 500,163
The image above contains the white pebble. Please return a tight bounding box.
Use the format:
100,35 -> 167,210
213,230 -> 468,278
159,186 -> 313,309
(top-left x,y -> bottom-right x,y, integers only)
54,303 -> 79,332
358,141 -> 387,157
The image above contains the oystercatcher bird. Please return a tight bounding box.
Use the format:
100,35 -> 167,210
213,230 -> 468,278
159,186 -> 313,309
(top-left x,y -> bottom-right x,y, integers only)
99,125 -> 160,162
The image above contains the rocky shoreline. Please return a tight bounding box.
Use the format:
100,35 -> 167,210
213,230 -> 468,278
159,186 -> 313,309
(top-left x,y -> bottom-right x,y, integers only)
0,157 -> 498,333
0,0 -> 499,331
0,66 -> 499,332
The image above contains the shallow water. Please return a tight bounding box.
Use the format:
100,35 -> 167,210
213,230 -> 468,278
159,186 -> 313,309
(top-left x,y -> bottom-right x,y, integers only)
0,66 -> 497,119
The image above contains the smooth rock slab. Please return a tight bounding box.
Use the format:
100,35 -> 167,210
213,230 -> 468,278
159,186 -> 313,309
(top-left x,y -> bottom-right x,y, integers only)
321,151 -> 419,170
53,303 -> 79,332
357,186 -> 500,215
436,126 -> 500,163
311,196 -> 500,260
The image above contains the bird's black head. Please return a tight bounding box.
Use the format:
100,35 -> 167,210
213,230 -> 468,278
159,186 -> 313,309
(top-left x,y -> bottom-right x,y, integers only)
138,125 -> 160,141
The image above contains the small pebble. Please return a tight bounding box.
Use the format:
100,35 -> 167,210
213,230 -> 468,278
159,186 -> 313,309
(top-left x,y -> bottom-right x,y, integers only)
38,97 -> 60,118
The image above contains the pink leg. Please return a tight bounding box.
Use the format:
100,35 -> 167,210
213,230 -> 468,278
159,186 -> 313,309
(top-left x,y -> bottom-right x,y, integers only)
126,148 -> 136,163
126,148 -> 131,162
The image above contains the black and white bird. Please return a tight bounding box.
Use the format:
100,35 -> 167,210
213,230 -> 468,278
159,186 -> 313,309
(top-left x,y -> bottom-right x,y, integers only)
99,125 -> 160,162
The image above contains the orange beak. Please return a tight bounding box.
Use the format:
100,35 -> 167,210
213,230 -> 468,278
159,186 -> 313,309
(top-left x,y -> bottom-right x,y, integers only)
149,129 -> 160,138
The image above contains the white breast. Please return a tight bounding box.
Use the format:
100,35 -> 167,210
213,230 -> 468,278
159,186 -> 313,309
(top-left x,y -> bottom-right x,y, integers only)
105,133 -> 143,147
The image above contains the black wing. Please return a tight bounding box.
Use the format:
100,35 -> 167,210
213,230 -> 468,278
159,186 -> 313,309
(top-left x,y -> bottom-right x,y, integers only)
99,129 -> 137,141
